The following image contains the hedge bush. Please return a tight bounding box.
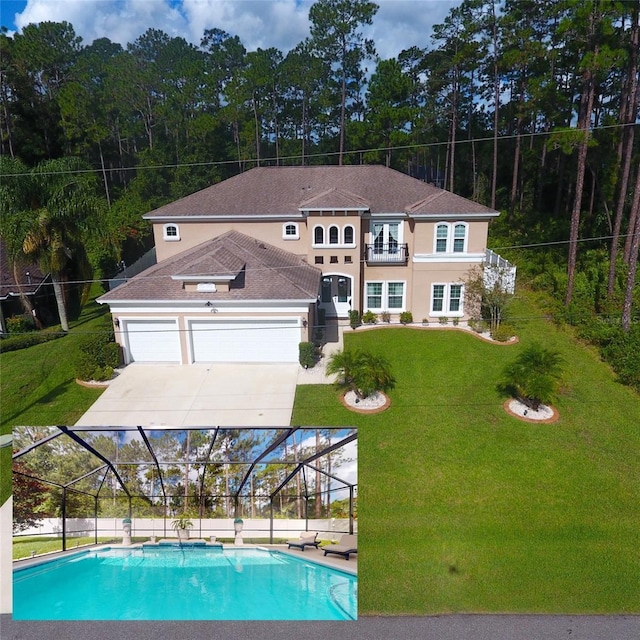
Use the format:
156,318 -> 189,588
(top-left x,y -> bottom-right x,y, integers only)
298,342 -> 316,369
399,311 -> 413,325
349,310 -> 361,329
362,310 -> 378,324
491,323 -> 516,342
75,333 -> 121,381
0,330 -> 66,353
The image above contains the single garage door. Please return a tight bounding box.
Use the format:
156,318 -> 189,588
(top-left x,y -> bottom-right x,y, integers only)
124,319 -> 181,363
189,319 -> 300,363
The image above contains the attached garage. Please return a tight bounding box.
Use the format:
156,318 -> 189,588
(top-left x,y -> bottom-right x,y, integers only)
188,318 -> 300,363
123,319 -> 181,363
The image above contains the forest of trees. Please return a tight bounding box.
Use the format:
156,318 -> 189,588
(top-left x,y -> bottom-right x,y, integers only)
1,0 -> 638,387
12,427 -> 354,526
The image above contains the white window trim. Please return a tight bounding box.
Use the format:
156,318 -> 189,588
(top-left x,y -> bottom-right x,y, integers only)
283,222 -> 300,240
370,220 -> 404,245
364,280 -> 406,312
313,224 -> 325,246
312,223 -> 357,249
343,224 -> 355,246
163,223 -> 180,241
430,283 -> 464,317
433,221 -> 468,254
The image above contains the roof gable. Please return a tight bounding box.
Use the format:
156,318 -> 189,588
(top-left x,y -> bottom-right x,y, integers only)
299,187 -> 370,211
98,230 -> 321,304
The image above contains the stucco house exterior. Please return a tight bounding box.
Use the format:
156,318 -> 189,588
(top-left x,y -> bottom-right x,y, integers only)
99,165 -> 511,364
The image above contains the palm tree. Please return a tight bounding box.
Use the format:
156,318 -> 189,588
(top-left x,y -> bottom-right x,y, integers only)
326,348 -> 395,400
1,156 -> 101,331
501,342 -> 564,411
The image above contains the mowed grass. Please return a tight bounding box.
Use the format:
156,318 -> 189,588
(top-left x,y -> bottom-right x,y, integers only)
291,294 -> 640,614
0,294 -> 109,505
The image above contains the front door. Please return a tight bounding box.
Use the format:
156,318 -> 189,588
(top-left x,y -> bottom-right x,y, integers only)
319,275 -> 352,318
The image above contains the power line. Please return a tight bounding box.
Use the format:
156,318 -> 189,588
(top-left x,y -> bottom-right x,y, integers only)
4,227 -> 638,291
1,121 -> 638,178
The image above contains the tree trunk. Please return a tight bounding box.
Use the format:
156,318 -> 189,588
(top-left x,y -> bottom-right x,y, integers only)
11,263 -> 44,329
51,273 -> 69,332
491,1 -> 499,210
566,51 -> 597,307
621,162 -> 640,332
608,9 -> 639,294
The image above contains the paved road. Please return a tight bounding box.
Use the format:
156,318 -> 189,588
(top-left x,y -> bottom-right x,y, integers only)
2,615 -> 639,640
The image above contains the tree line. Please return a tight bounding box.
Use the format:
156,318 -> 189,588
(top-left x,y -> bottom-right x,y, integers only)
0,0 -> 638,384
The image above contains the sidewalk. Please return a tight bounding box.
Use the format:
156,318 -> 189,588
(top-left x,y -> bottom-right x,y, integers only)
296,319 -> 346,385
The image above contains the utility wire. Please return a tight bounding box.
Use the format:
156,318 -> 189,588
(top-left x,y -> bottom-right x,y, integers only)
1,121 -> 638,178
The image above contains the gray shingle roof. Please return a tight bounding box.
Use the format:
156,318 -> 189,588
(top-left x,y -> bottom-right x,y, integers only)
144,165 -> 498,219
99,230 -> 321,303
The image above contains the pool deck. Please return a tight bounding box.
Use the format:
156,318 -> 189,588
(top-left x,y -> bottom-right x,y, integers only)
12,541 -> 357,575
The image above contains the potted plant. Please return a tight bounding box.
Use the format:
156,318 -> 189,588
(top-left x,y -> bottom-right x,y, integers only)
171,514 -> 194,541
233,518 -> 244,534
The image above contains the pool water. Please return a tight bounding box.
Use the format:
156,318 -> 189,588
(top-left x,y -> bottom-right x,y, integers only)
13,546 -> 357,621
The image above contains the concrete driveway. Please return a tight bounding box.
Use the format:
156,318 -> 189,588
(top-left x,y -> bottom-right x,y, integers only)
74,363 -> 300,427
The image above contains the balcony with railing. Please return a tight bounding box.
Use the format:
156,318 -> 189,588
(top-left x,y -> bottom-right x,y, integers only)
365,243 -> 409,265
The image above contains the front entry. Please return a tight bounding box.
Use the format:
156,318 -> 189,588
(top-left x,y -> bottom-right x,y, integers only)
319,274 -> 352,318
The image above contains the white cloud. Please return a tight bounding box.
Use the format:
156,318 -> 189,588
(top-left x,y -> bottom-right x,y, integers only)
13,0 -> 461,57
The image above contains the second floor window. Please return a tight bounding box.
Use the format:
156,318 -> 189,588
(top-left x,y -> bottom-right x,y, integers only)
163,224 -> 180,241
283,222 -> 299,239
313,223 -> 356,248
434,222 -> 468,253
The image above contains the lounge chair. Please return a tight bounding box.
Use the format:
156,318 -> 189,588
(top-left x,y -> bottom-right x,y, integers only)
286,531 -> 319,551
321,534 -> 357,560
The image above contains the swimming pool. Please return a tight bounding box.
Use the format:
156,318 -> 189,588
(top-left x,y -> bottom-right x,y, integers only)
13,546 -> 357,621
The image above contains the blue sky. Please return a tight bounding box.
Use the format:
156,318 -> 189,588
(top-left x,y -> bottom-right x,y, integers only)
1,0 -> 460,58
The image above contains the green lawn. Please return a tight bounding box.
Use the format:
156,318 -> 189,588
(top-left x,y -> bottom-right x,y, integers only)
292,293 -> 640,614
3,291 -> 639,614
1,294 -> 109,505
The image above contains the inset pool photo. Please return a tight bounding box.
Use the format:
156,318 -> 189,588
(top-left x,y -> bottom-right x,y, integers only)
12,426 -> 357,621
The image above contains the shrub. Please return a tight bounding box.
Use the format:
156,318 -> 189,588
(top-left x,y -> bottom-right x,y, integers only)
299,342 -> 316,369
500,342 -> 564,410
399,311 -> 413,325
349,310 -> 361,329
362,310 -> 378,324
0,330 -> 65,353
5,315 -> 35,334
439,317 -> 449,325
601,326 -> 640,392
491,323 -> 516,342
380,311 -> 391,323
452,317 -> 459,326
75,333 -> 121,381
326,348 -> 395,399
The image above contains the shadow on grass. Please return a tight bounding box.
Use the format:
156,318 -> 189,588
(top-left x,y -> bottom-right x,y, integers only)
70,301 -> 109,329
2,379 -> 76,427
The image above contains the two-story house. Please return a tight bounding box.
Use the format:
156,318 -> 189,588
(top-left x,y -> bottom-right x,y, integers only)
98,165 -> 504,364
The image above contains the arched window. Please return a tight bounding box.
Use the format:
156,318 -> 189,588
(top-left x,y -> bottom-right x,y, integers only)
435,223 -> 448,253
329,225 -> 340,244
163,224 -> 180,241
453,223 -> 467,252
314,225 -> 324,245
283,222 -> 299,239
343,225 -> 354,245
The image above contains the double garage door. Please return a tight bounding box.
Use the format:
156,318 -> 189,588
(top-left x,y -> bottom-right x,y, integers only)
124,318 -> 300,363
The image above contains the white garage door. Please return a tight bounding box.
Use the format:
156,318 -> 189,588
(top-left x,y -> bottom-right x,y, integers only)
189,319 -> 300,363
124,320 -> 181,363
